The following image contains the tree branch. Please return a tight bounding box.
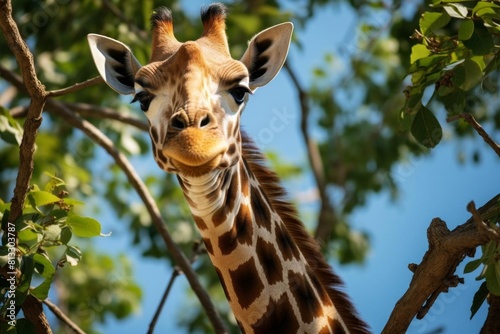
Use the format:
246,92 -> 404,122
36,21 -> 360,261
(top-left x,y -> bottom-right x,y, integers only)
447,113 -> 500,158
282,60 -> 337,244
148,241 -> 205,334
47,76 -> 103,98
45,99 -> 228,334
43,299 -> 86,334
0,1 -> 52,332
382,193 -> 500,334
0,0 -> 47,223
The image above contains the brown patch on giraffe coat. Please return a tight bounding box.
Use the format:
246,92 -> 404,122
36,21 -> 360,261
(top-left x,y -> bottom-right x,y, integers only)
250,186 -> 271,230
218,203 -> 253,255
192,215 -> 207,231
256,237 -> 283,285
253,293 -> 300,334
155,148 -> 168,164
214,266 -> 231,302
288,270 -> 323,324
229,258 -> 264,309
202,237 -> 214,256
330,318 -> 346,334
319,325 -> 333,334
275,223 -> 301,261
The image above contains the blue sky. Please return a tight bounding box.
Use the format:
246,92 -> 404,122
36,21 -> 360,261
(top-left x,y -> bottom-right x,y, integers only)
86,2 -> 500,333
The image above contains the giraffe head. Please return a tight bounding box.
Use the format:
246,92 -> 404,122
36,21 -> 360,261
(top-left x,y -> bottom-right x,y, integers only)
88,4 -> 293,177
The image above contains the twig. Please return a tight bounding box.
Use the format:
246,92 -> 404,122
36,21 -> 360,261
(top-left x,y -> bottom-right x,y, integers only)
47,76 -> 103,98
148,241 -> 204,334
447,112 -> 500,158
43,299 -> 86,334
382,193 -> 500,334
467,201 -> 500,240
45,99 -> 228,334
282,60 -> 337,243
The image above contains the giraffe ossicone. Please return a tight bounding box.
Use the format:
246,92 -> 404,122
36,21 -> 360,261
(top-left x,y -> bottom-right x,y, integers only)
88,3 -> 369,333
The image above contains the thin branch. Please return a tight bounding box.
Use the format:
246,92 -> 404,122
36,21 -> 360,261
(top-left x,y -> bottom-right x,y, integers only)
382,193 -> 500,334
447,112 -> 500,158
282,60 -> 337,244
47,76 -> 103,98
65,102 -> 148,131
148,241 -> 204,334
43,299 -> 86,334
45,99 -> 228,334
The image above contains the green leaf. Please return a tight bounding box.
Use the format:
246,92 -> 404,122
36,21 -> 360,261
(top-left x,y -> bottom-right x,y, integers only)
458,20 -> 474,41
30,254 -> 55,300
472,2 -> 500,18
66,215 -> 102,237
0,106 -> 23,145
442,89 -> 466,116
410,44 -> 431,64
411,106 -> 443,148
65,245 -> 82,266
28,191 -> 60,207
443,4 -> 468,18
463,25 -> 494,55
33,254 -> 55,278
420,11 -> 450,36
464,258 -> 483,273
485,263 -> 500,296
60,226 -> 72,244
470,281 -> 489,319
459,58 -> 484,91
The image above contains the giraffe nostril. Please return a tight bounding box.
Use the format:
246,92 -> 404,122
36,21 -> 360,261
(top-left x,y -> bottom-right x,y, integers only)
171,115 -> 186,130
200,115 -> 211,128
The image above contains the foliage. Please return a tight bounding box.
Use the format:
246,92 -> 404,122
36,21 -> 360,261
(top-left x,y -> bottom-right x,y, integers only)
0,0 -> 499,333
0,174 -> 108,332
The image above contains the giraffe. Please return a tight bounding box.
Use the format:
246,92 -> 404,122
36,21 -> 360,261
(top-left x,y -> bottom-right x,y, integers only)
87,3 -> 369,333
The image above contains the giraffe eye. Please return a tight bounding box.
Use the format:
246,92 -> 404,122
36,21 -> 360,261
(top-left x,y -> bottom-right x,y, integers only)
131,91 -> 154,112
228,86 -> 251,105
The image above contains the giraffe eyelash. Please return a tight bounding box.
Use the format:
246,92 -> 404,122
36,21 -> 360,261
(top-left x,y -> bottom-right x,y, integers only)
131,91 -> 155,112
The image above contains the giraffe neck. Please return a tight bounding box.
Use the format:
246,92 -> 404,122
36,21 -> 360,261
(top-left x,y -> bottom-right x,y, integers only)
177,143 -> 354,333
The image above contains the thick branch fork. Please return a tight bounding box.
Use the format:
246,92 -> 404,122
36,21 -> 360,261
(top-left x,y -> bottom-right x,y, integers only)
383,194 -> 500,333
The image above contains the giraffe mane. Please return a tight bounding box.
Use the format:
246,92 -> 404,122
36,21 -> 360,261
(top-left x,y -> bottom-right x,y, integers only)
240,131 -> 370,333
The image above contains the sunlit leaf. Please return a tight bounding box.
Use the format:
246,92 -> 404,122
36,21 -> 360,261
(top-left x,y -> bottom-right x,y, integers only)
420,11 -> 450,36
28,191 -> 60,207
410,44 -> 431,64
66,215 -> 102,237
65,245 -> 82,266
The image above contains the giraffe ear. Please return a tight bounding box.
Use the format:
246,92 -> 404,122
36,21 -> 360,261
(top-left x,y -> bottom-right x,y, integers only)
87,34 -> 142,95
240,22 -> 293,91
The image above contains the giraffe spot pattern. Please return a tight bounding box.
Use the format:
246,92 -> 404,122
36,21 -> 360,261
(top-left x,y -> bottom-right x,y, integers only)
275,223 -> 301,261
239,162 -> 249,197
250,186 -> 271,230
253,293 -> 299,334
192,214 -> 207,230
203,237 -> 214,255
256,237 -> 283,285
212,173 -> 237,226
229,258 -> 264,309
330,318 -> 346,334
218,204 -> 253,255
288,270 -> 323,324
